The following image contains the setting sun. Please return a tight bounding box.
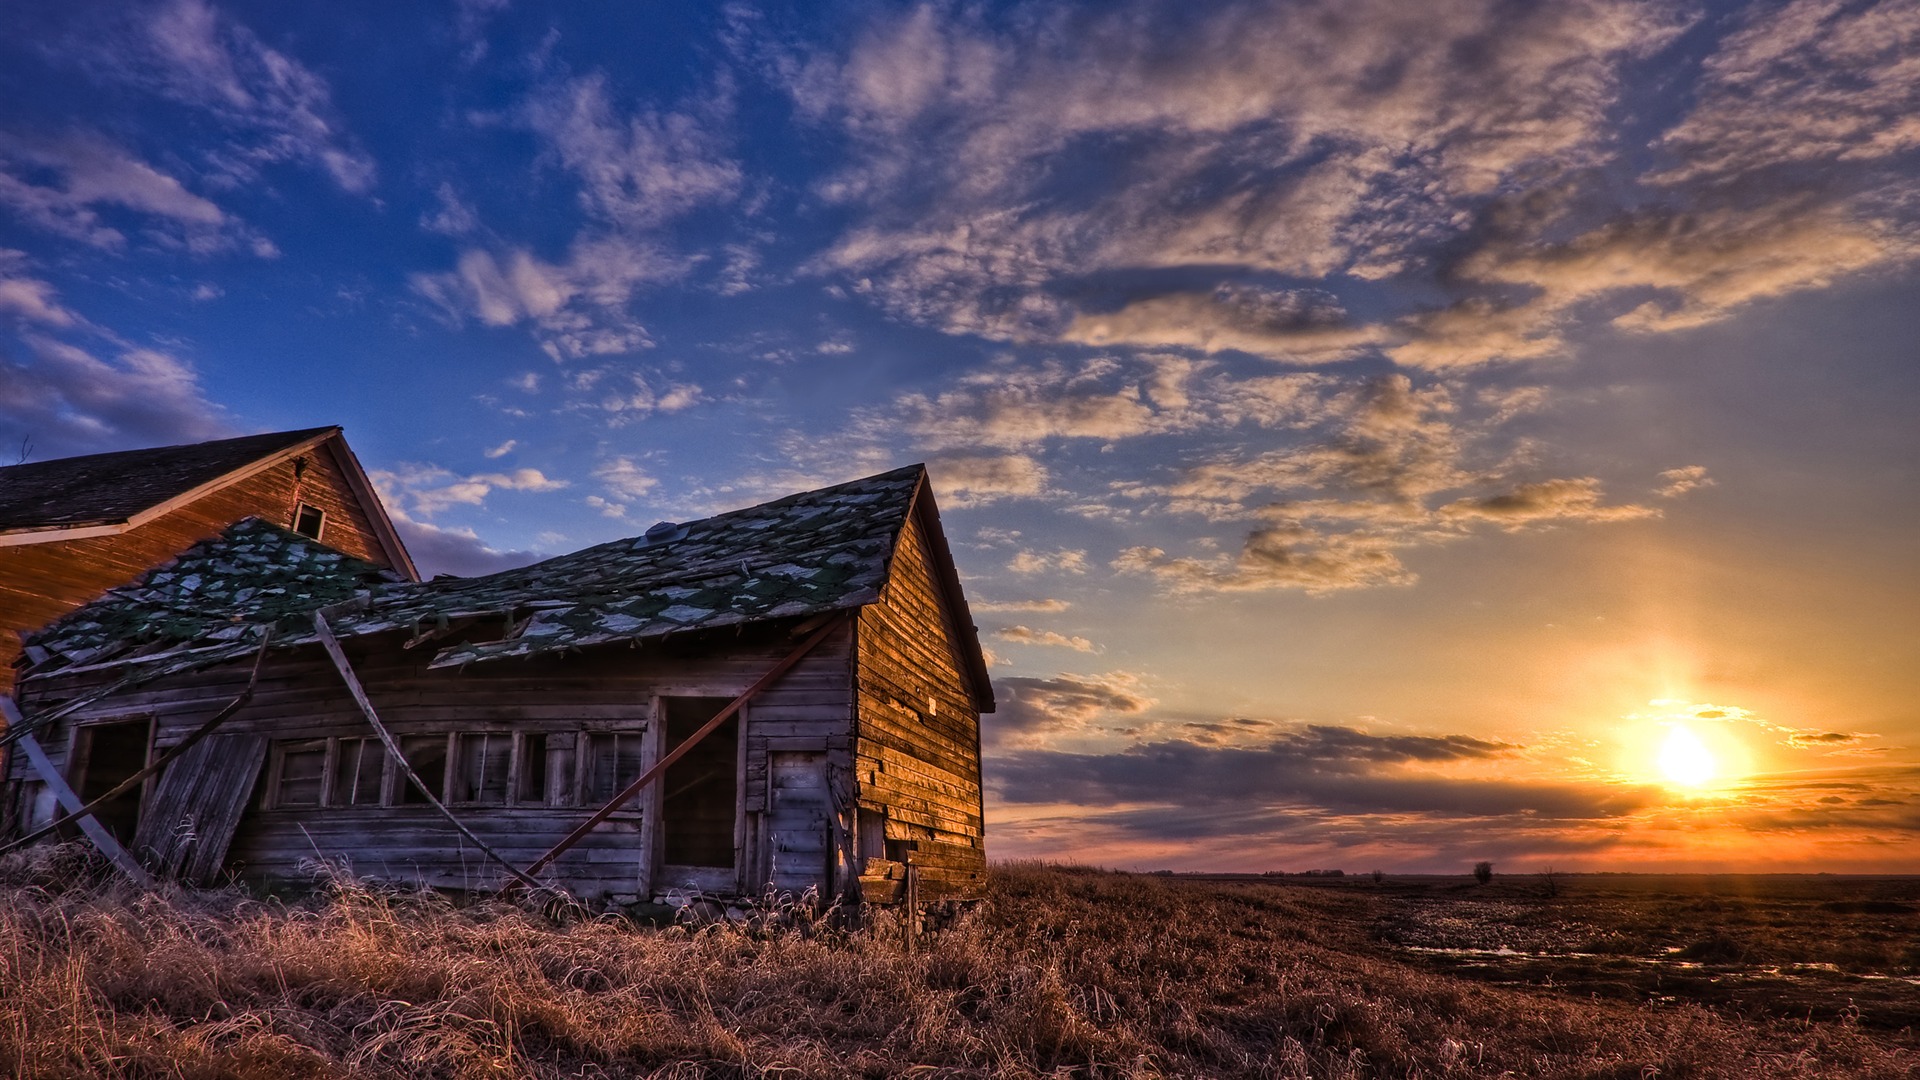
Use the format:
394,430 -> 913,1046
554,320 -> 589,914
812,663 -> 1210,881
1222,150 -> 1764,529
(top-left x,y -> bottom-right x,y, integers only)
1657,727 -> 1718,789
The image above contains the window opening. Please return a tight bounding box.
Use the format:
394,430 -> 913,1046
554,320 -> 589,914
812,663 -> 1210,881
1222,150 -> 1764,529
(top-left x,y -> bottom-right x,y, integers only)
454,733 -> 513,804
584,732 -> 646,805
399,735 -> 449,804
274,740 -> 327,809
71,720 -> 150,842
329,737 -> 384,807
292,502 -> 326,540
662,697 -> 738,868
517,732 -> 550,805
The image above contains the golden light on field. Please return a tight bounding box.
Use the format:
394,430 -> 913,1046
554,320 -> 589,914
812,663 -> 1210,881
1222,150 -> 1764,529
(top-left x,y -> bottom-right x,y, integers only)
1657,726 -> 1718,789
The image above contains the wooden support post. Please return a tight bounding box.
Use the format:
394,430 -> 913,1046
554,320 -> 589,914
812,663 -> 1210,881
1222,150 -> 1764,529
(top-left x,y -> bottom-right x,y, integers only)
2,699 -> 154,887
312,613 -> 550,894
1,629 -> 275,858
524,614 -> 846,879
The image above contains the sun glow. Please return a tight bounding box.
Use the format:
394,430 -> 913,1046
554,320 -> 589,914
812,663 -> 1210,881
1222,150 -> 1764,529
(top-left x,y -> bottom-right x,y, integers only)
1657,726 -> 1718,789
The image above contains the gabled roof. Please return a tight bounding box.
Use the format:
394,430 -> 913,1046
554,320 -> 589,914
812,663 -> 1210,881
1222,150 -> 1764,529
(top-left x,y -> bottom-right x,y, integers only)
20,464 -> 994,710
0,427 -> 416,579
0,428 -> 333,532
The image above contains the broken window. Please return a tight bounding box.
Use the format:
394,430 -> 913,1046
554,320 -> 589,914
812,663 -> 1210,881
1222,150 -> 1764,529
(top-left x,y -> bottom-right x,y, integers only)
517,732 -> 550,805
273,740 -> 327,808
584,732 -> 646,805
329,737 -> 384,807
292,502 -> 326,540
453,733 -> 513,804
398,735 -> 449,805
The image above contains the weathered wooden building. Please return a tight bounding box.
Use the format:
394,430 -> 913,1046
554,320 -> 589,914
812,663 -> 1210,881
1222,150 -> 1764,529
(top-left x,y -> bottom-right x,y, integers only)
3,465 -> 992,906
0,427 -> 417,698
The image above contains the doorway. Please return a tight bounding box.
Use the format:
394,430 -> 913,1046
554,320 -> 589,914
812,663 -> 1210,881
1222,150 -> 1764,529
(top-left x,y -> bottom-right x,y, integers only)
660,697 -> 738,869
69,719 -> 151,844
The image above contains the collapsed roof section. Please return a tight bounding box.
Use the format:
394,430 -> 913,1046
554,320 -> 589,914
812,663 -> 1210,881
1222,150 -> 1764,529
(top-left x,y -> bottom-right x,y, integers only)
20,464 -> 992,709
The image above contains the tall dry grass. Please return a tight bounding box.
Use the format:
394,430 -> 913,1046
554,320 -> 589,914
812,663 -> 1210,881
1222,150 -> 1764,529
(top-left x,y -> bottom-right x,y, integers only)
0,847 -> 1909,1079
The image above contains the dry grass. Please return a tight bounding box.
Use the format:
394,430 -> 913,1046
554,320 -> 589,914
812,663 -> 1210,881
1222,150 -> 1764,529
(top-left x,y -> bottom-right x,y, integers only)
0,848 -> 1911,1079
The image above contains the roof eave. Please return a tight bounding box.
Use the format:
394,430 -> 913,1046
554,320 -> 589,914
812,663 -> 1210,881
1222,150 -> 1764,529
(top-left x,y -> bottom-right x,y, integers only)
320,433 -> 419,581
901,469 -> 996,713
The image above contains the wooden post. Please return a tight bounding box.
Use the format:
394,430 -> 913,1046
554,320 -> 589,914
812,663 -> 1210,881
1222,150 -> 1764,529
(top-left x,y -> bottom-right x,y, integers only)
2,699 -> 154,887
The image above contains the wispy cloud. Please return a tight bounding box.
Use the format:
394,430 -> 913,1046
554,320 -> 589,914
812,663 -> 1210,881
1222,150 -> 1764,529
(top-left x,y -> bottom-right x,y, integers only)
995,625 -> 1098,653
372,462 -> 569,518
129,0 -> 376,192
0,133 -> 262,255
0,334 -> 229,458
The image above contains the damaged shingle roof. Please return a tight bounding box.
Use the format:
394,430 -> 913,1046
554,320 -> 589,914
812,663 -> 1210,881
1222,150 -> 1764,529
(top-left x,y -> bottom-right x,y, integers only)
23,464 -> 928,682
0,427 -> 336,533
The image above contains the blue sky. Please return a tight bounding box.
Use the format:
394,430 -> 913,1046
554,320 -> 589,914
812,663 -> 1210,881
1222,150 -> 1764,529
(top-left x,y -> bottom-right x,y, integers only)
3,0 -> 1917,871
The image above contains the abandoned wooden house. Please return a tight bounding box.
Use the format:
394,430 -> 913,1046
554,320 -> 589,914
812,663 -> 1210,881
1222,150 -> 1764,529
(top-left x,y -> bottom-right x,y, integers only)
0,427 -> 418,699
2,464 -> 992,907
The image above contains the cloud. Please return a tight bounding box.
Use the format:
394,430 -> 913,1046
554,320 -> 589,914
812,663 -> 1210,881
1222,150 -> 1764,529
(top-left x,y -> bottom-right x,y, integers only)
523,72 -> 741,230
990,672 -> 1154,748
928,453 -> 1048,507
0,335 -> 230,459
1653,0 -> 1920,184
881,353 -> 1333,452
393,518 -> 541,578
995,625 -> 1098,653
0,133 -> 252,254
786,0 -> 1686,344
483,439 -> 517,459
593,455 -> 659,500
1008,548 -> 1088,575
129,0 -> 377,192
1656,465 -> 1713,498
420,181 -> 479,236
409,240 -> 679,360
0,253 -> 82,327
1437,478 -> 1658,530
372,463 -> 569,518
1063,285 -> 1391,363
972,598 -> 1071,614
991,734 -> 1645,824
1108,374 -> 1655,593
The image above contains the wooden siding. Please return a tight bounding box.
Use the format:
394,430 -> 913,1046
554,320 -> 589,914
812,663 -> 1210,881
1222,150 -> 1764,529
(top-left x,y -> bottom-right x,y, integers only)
0,438 -> 390,696
854,507 -> 987,900
8,621 -> 856,902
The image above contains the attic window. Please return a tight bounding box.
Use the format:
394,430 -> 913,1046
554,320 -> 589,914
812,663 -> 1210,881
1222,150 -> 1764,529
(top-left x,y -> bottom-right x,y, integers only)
293,503 -> 326,540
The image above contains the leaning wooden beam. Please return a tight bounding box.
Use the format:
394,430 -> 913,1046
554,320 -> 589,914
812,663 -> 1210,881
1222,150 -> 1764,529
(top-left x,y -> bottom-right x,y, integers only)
0,628 -> 277,858
523,614 -> 847,879
1,697 -> 155,887
312,612 -> 550,894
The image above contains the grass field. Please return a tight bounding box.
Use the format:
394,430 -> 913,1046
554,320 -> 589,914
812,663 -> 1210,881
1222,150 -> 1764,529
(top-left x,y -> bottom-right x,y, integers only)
0,847 -> 1913,1078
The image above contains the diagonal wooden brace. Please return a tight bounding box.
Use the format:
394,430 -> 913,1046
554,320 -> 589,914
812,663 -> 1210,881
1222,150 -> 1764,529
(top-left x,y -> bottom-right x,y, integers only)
0,628 -> 275,859
313,613 -> 550,893
1,696 -> 154,887
522,613 -> 847,879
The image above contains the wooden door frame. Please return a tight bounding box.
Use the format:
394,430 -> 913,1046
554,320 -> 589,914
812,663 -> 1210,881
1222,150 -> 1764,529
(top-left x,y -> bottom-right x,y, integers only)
64,713 -> 157,834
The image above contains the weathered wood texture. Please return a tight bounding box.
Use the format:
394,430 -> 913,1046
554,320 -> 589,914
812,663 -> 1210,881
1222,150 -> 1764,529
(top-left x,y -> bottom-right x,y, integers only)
0,439 -> 390,695
132,733 -> 268,884
9,621 -> 856,901
855,508 -> 987,901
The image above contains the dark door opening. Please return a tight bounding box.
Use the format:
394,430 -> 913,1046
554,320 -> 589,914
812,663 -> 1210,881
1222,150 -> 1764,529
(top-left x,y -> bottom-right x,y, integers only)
661,697 -> 738,868
70,719 -> 151,844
